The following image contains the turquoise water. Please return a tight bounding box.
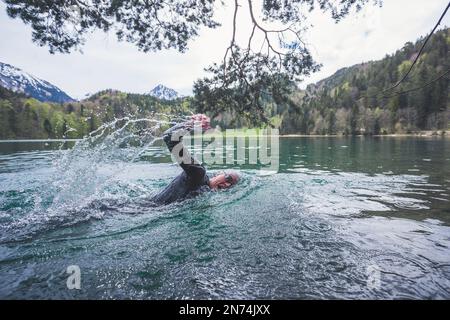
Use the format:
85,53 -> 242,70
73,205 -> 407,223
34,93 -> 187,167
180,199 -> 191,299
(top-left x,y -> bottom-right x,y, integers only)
0,128 -> 450,298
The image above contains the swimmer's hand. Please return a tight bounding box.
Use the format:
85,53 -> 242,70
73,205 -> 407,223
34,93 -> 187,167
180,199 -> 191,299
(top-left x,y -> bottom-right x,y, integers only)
186,114 -> 211,131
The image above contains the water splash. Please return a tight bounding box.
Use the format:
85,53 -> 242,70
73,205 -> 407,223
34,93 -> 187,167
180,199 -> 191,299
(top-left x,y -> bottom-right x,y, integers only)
2,115 -> 184,241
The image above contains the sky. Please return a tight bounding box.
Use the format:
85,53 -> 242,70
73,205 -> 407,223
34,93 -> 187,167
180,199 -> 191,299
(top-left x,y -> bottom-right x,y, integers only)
0,0 -> 449,100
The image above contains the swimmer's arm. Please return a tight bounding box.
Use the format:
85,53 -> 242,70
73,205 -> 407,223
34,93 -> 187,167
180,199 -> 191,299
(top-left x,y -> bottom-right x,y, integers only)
162,122 -> 189,154
162,123 -> 205,179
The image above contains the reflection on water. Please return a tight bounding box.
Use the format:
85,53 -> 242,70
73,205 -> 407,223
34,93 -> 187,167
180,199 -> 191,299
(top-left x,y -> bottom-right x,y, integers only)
0,135 -> 449,299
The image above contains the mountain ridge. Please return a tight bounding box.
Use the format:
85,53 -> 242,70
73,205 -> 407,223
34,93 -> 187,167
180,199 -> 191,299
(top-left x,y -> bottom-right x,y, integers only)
279,28 -> 450,135
0,28 -> 448,139
0,62 -> 75,103
148,84 -> 179,100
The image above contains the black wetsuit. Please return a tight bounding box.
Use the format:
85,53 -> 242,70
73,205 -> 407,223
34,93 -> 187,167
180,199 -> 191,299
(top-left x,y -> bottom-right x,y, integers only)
151,123 -> 210,205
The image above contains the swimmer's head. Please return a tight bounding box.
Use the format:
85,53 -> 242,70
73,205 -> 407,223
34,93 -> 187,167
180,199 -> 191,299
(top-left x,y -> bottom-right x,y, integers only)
208,170 -> 240,190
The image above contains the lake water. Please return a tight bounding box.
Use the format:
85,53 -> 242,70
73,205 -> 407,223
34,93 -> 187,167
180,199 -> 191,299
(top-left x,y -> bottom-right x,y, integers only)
0,134 -> 450,299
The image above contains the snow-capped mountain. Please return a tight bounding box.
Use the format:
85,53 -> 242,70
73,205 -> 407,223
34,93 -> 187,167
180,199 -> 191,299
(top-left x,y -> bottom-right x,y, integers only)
0,62 -> 75,103
148,84 -> 179,100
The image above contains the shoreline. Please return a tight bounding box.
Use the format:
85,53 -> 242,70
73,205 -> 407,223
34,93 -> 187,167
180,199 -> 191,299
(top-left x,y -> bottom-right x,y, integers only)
280,135 -> 449,138
281,131 -> 449,138
1,131 -> 448,141
0,139 -> 81,142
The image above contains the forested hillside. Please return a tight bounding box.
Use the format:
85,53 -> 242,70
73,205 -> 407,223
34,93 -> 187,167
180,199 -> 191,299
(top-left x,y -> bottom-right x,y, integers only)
0,88 -> 190,139
280,28 -> 450,135
1,28 -> 449,139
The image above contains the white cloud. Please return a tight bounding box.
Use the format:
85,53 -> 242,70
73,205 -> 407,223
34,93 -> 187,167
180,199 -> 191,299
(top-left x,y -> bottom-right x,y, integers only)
0,0 -> 448,99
